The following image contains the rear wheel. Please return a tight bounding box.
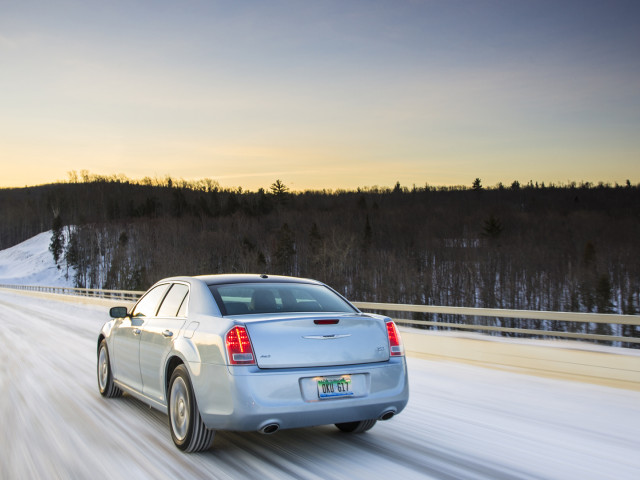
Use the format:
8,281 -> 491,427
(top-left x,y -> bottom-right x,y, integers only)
335,419 -> 377,433
97,340 -> 122,398
168,365 -> 215,452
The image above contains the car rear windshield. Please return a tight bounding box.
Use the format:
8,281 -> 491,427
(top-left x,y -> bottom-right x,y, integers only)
208,283 -> 358,316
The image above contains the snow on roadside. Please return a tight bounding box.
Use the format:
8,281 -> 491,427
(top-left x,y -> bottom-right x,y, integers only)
0,231 -> 75,287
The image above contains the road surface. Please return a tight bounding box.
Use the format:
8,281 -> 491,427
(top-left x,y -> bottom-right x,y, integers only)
1,290 -> 639,479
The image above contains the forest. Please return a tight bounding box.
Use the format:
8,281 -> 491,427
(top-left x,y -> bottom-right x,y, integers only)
1,173 -> 639,342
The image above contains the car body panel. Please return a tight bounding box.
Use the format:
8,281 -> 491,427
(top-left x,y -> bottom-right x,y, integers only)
111,316 -> 144,390
139,317 -> 186,402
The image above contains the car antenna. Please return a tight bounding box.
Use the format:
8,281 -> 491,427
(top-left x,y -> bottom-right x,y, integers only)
260,273 -> 268,279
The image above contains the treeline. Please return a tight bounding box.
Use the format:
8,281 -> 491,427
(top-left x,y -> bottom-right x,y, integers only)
1,175 -> 639,342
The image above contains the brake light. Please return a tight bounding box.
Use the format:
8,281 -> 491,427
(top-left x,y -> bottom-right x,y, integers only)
314,319 -> 339,325
386,321 -> 404,356
225,326 -> 256,365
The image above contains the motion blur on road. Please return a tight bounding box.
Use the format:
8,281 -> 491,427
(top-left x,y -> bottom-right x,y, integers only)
1,289 -> 639,480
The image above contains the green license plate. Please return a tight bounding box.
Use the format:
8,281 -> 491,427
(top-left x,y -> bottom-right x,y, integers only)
317,376 -> 353,399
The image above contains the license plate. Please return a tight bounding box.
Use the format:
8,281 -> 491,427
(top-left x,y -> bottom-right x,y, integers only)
316,376 -> 353,399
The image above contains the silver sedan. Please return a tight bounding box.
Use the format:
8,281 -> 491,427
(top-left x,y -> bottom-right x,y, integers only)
97,274 -> 409,452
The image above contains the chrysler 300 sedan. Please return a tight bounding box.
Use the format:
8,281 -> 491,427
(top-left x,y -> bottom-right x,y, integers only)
97,274 -> 409,452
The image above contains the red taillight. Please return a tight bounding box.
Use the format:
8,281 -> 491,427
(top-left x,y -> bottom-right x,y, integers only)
314,319 -> 339,325
225,326 -> 256,365
386,321 -> 404,357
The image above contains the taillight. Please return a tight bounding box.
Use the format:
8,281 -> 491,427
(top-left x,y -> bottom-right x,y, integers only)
225,326 -> 256,365
386,321 -> 404,357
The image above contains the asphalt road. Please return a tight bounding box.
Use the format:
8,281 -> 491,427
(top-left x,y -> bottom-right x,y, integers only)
1,290 -> 639,480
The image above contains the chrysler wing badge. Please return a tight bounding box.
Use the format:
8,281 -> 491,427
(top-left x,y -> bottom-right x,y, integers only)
302,334 -> 352,340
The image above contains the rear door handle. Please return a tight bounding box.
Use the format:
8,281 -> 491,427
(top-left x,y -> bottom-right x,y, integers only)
162,330 -> 174,338
133,328 -> 141,335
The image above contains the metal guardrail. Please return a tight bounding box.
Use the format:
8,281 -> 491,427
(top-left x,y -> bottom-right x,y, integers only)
353,302 -> 640,345
2,284 -> 639,346
0,284 -> 143,302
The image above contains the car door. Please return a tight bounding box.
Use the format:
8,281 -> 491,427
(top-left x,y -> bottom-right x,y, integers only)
139,283 -> 189,403
111,283 -> 170,392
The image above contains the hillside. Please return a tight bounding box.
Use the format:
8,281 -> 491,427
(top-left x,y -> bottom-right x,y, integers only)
0,231 -> 74,287
1,178 -> 639,321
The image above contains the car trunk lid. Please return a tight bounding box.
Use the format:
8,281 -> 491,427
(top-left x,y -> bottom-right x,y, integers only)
243,313 -> 390,368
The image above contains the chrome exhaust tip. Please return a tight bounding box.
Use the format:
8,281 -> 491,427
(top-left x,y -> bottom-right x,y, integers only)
379,410 -> 395,421
259,423 -> 280,434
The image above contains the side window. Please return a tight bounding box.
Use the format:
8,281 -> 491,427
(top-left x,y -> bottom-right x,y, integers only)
157,283 -> 189,317
177,292 -> 189,317
131,284 -> 170,317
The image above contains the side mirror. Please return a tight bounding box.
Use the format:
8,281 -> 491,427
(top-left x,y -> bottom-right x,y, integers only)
109,306 -> 129,318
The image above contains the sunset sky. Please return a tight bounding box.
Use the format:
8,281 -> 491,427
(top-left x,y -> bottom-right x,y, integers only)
1,0 -> 639,191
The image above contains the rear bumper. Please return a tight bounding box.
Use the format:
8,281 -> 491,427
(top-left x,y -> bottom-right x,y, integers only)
190,358 -> 409,432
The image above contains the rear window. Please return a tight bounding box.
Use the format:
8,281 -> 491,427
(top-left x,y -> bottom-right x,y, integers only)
208,283 -> 357,316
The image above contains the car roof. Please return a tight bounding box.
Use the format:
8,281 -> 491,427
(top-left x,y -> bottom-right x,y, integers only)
195,274 -> 322,286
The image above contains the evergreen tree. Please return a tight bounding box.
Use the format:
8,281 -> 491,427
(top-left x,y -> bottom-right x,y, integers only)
65,230 -> 79,270
49,214 -> 64,266
270,179 -> 289,201
482,215 -> 503,239
309,222 -> 322,253
308,222 -> 324,277
595,274 -> 614,313
256,251 -> 267,272
274,223 -> 295,275
224,193 -> 240,215
363,215 -> 373,251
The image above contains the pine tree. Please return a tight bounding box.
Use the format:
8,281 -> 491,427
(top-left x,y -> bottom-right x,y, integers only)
482,215 -> 503,240
595,274 -> 614,313
274,223 -> 295,275
49,214 -> 64,267
309,222 -> 322,252
270,179 -> 289,200
363,215 -> 373,251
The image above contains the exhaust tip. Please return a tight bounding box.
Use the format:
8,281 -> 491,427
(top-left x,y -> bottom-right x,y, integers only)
259,423 -> 280,434
379,410 -> 395,421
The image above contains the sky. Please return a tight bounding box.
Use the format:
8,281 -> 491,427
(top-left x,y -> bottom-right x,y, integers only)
1,0 -> 639,191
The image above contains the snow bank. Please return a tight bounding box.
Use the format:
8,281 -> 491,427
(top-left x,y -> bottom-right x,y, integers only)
0,231 -> 75,287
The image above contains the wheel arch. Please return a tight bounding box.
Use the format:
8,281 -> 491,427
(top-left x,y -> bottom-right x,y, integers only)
97,320 -> 116,353
165,355 -> 186,399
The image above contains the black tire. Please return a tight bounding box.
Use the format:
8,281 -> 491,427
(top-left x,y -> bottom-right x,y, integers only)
168,365 -> 215,452
335,419 -> 377,433
97,340 -> 122,398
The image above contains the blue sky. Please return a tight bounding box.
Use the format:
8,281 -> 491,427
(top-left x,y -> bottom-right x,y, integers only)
1,0 -> 639,190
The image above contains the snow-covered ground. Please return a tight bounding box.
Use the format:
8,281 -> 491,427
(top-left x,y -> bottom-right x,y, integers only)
1,289 -> 639,480
0,231 -> 74,287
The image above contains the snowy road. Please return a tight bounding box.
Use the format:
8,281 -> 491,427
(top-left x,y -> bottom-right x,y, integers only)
1,290 -> 639,480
